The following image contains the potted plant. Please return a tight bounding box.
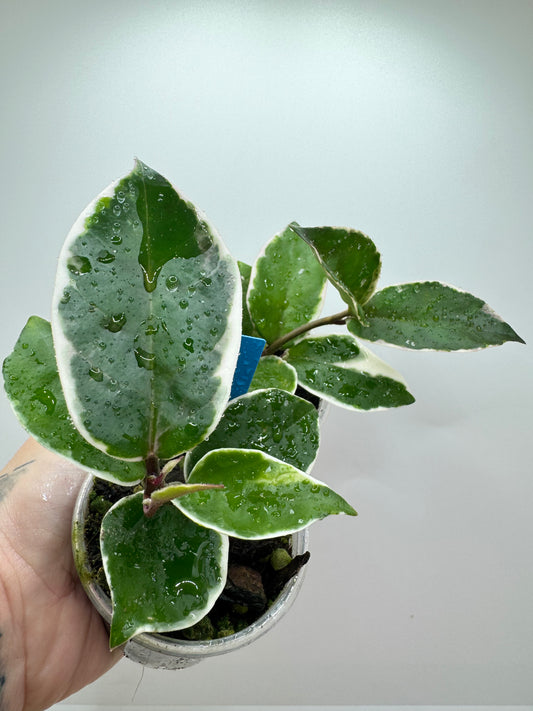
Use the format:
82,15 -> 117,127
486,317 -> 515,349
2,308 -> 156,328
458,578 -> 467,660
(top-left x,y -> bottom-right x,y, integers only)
2,160 -> 523,669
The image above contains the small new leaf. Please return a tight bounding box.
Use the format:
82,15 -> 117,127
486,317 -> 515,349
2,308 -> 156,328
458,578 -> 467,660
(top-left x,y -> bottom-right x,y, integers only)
248,356 -> 298,393
160,457 -> 183,477
150,482 -> 225,504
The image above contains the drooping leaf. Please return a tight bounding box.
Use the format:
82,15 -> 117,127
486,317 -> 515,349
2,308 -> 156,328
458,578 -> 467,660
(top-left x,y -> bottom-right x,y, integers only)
185,388 -> 319,476
249,355 -> 298,394
101,492 -> 228,648
2,317 -> 144,484
177,449 -> 356,539
247,224 -> 327,345
51,160 -> 241,461
347,282 -> 525,351
290,223 -> 381,311
285,334 -> 415,410
237,261 -> 258,337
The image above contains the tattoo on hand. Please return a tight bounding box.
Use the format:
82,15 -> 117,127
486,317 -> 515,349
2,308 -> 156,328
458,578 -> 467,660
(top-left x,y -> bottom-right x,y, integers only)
11,460 -> 36,473
0,459 -> 36,502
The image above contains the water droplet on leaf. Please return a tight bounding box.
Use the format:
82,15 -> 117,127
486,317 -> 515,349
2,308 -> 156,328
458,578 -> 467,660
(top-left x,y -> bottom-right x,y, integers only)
135,347 -> 156,370
31,387 -> 57,414
103,313 -> 127,333
166,275 -> 179,291
67,256 -> 92,276
97,250 -> 116,264
185,422 -> 199,437
89,366 -> 104,382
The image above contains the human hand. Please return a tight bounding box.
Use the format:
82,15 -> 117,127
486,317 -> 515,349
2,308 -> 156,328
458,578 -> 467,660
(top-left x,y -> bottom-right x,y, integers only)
0,439 -> 122,711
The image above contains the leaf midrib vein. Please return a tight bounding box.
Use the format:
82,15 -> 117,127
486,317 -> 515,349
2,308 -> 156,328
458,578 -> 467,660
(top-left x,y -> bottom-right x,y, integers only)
139,174 -> 158,456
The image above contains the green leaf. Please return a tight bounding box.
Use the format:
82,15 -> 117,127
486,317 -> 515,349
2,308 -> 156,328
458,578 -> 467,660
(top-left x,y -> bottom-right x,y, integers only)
177,449 -> 356,539
248,355 -> 298,393
2,317 -> 144,484
101,492 -> 228,648
290,223 -> 381,310
247,224 -> 327,344
185,388 -> 319,476
347,282 -> 525,350
51,160 -> 241,460
285,334 -> 415,410
237,261 -> 258,337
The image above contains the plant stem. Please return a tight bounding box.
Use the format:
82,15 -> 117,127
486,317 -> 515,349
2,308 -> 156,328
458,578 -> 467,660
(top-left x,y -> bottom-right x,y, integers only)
144,453 -> 162,500
263,309 -> 351,355
143,455 -> 190,517
144,482 -> 224,517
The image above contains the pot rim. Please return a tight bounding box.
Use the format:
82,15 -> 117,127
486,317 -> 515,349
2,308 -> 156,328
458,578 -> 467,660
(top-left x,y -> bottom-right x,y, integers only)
72,473 -> 309,659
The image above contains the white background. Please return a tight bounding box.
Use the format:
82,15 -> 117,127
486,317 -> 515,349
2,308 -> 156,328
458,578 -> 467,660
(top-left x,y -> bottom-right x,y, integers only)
1,0 -> 532,707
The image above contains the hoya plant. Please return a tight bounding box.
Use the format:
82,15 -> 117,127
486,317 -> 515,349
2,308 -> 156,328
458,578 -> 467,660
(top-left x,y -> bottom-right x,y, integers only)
2,160 -> 523,649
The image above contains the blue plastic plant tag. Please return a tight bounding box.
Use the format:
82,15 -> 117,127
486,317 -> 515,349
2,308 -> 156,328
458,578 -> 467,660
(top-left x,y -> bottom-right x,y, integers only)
230,335 -> 266,399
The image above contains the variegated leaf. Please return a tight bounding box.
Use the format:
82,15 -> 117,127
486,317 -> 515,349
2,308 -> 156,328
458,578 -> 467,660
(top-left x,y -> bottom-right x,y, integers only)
51,160 -> 241,461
